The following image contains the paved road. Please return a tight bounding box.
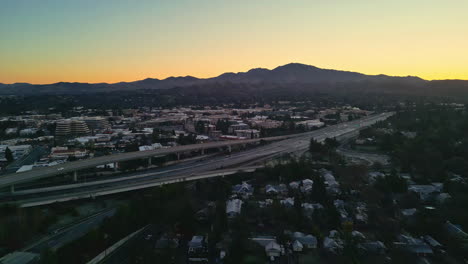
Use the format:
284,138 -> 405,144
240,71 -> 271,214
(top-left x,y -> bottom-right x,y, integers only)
2,113 -> 392,207
17,167 -> 261,207
337,148 -> 390,165
0,113 -> 392,189
0,135 -> 297,188
24,208 -> 116,253
95,225 -> 154,264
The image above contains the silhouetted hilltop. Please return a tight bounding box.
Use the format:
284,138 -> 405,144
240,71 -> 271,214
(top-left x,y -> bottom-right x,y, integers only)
1,63 -> 467,97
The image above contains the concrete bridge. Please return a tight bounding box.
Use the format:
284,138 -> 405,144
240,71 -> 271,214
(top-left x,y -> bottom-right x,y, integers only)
0,112 -> 393,192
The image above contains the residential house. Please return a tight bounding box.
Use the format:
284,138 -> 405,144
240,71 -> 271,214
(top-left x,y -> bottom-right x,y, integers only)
422,235 -> 444,252
265,184 -> 288,195
321,169 -> 340,194
289,181 -> 300,189
301,203 -> 323,218
265,241 -> 282,259
258,199 -> 273,208
300,179 -> 314,193
250,236 -> 276,247
226,199 -> 243,218
358,241 -> 387,255
351,231 -> 366,240
436,193 -> 451,204
155,233 -> 179,249
368,171 -> 385,184
408,184 -> 443,201
292,232 -> 317,249
323,236 -> 344,254
188,235 -> 209,263
445,221 -> 468,239
334,200 -> 350,223
280,197 -> 295,207
292,240 -> 303,252
355,202 -> 368,225
232,182 -> 254,198
394,235 -> 433,256
401,208 -> 417,218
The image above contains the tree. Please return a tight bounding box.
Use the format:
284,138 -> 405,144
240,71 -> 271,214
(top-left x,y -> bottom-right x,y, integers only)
151,129 -> 160,143
119,158 -> 146,171
309,139 -> 326,155
124,142 -> 139,152
5,147 -> 13,162
195,121 -> 206,134
343,231 -> 360,264
177,133 -> 197,145
227,216 -> 250,264
311,175 -> 327,203
211,200 -> 227,248
216,119 -> 230,134
324,137 -> 339,149
445,156 -> 468,176
338,165 -> 368,190
374,171 -> 407,194
67,155 -> 77,162
35,129 -> 45,137
40,249 -> 59,264
85,141 -> 95,150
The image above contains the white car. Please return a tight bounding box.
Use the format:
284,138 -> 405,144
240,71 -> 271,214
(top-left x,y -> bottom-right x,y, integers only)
57,167 -> 64,171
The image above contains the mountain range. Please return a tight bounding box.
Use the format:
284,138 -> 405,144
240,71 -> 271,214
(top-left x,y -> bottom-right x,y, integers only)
1,63 -> 467,96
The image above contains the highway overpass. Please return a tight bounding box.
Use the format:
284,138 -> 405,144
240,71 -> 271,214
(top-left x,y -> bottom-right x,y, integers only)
0,112 -> 393,191
0,135 -> 293,189
18,166 -> 262,207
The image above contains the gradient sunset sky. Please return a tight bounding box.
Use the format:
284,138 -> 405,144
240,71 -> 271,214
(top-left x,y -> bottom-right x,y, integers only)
1,0 -> 467,84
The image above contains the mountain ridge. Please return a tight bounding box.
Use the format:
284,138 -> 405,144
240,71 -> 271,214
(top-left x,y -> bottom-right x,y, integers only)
0,63 -> 427,86
1,63 -> 466,96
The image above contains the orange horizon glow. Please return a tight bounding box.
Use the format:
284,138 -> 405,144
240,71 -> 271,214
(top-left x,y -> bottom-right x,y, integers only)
2,62 -> 467,85
1,0 -> 467,84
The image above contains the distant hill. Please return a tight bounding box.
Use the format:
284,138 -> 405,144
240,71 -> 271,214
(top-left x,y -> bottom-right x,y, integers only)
1,63 -> 468,97
215,63 -> 424,84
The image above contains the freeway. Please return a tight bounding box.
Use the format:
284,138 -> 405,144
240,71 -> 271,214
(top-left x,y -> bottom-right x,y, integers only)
3,112 -> 392,207
24,208 -> 116,253
0,112 -> 392,189
337,147 -> 390,165
17,166 -> 262,207
0,134 -> 296,188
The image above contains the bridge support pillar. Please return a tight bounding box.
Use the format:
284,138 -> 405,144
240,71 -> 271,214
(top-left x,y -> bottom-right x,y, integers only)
177,153 -> 180,160
73,171 -> 78,182
201,149 -> 205,155
10,185 -> 14,193
113,162 -> 118,171
148,157 -> 152,167
227,145 -> 232,153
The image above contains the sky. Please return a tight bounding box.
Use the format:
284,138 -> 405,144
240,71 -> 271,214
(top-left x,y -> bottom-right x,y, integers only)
1,0 -> 467,84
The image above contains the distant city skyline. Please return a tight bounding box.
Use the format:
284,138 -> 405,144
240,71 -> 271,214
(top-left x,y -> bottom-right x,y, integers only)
1,0 -> 467,84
